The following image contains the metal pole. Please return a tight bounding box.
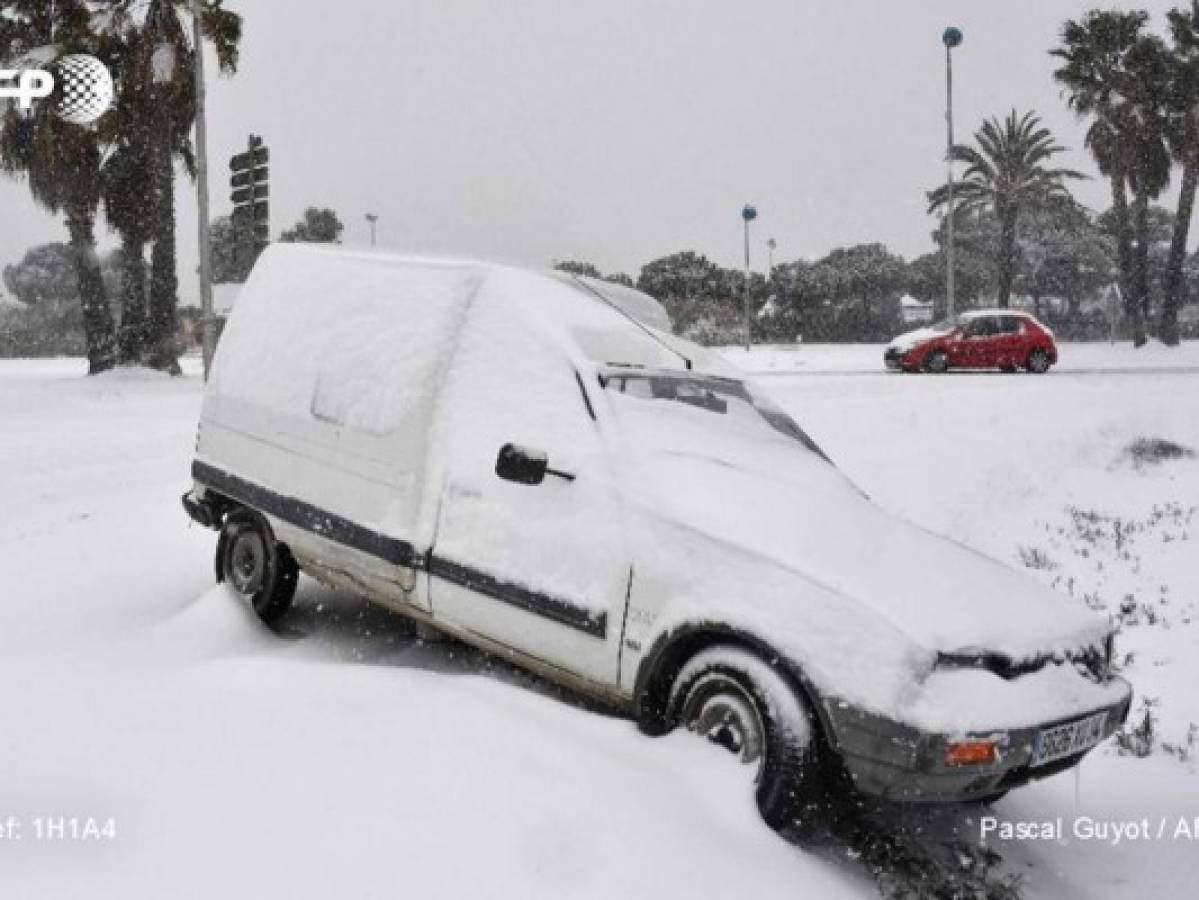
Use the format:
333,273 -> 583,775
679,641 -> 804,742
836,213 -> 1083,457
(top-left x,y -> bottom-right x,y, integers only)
743,218 -> 751,351
193,0 -> 215,381
945,44 -> 956,320
366,213 -> 378,247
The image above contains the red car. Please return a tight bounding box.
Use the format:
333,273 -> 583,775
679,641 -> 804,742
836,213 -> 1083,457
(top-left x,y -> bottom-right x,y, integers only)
884,310 -> 1057,374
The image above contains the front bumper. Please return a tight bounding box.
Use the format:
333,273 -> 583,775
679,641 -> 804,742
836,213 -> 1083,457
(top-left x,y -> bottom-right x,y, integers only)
181,487 -> 225,530
822,678 -> 1132,802
883,347 -> 919,371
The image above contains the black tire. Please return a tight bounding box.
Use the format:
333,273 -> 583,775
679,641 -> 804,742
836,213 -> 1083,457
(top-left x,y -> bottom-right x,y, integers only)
923,350 -> 949,374
216,510 -> 298,625
1026,348 -> 1051,374
669,646 -> 823,831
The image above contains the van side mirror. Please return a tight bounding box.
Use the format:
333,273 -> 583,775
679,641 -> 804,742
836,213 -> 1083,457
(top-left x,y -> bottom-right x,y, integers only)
496,443 -> 548,485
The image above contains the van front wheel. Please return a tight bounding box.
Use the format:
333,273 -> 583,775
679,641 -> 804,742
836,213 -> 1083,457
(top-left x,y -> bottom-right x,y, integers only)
669,646 -> 823,832
216,511 -> 298,625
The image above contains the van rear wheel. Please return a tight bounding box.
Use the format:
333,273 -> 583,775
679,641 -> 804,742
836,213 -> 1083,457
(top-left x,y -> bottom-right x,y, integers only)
216,511 -> 298,625
670,646 -> 823,832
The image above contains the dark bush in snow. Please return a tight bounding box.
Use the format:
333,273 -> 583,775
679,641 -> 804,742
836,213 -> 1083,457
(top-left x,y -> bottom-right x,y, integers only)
1123,437 -> 1196,468
0,299 -> 87,357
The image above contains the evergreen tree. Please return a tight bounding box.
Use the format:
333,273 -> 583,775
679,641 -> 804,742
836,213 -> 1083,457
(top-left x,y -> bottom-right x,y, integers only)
279,208 -> 345,243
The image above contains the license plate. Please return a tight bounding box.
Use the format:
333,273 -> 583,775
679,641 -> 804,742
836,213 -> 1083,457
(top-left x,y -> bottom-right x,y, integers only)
1032,712 -> 1108,766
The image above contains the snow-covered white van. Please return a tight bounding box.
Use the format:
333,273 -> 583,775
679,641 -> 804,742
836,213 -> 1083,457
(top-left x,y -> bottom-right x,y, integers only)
184,244 -> 1131,829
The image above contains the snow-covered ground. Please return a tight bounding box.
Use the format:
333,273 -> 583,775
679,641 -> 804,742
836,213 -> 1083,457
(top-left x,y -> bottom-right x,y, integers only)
722,339 -> 1199,375
749,344 -> 1199,898
2,346 -> 1196,898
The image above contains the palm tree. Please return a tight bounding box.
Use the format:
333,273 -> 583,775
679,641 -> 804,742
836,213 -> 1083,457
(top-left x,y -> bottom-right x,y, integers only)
101,137 -> 155,362
1123,36 -> 1175,340
1052,11 -> 1171,346
101,0 -> 241,372
928,110 -> 1084,307
1161,1 -> 1199,346
0,1 -> 119,373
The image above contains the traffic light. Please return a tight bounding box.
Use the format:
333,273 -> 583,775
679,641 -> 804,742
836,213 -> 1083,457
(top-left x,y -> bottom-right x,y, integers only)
230,135 -> 269,270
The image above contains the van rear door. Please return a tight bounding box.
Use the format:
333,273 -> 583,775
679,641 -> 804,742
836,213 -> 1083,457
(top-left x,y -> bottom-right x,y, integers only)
199,248 -> 484,612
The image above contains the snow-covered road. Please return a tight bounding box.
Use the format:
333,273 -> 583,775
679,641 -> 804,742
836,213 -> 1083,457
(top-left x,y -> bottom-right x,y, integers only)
722,340 -> 1199,376
1,347 -> 1196,898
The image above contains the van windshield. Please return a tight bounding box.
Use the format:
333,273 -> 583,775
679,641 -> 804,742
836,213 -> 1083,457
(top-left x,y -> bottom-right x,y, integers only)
599,370 -> 830,462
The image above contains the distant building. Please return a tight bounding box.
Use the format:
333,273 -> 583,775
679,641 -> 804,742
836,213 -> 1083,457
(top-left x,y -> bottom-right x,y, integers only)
899,294 -> 933,324
1179,303 -> 1199,338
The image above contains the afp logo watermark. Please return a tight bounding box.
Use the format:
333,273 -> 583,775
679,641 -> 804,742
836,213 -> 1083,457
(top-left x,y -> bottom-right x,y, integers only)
0,55 -> 115,125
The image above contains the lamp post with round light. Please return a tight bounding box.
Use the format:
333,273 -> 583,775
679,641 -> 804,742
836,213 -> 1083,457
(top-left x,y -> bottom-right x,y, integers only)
190,0 -> 217,381
742,204 -> 757,351
942,26 -> 963,320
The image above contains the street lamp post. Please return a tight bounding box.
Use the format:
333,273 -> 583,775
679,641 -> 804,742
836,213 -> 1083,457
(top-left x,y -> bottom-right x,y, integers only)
365,213 -> 379,248
942,26 -> 963,321
192,0 -> 216,381
742,204 -> 757,351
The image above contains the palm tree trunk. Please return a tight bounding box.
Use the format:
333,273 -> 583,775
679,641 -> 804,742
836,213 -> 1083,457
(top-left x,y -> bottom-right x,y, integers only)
997,206 -> 1018,308
117,232 -> 148,363
1130,184 -> 1150,347
1109,173 -> 1139,342
65,207 -> 117,375
147,133 -> 181,374
1161,157 -> 1197,348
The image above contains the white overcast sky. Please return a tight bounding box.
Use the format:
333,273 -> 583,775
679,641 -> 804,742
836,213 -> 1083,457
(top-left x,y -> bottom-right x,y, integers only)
0,0 -> 1189,299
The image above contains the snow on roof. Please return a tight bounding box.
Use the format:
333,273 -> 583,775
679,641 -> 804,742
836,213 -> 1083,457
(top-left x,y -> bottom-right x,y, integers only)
211,245 -> 697,433
222,244 -> 695,374
563,274 -> 674,333
960,308 -> 1033,319
898,294 -> 931,308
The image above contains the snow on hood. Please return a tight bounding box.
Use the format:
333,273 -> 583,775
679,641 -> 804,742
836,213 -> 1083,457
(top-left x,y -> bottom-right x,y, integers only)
887,324 -> 952,353
611,393 -> 1108,663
